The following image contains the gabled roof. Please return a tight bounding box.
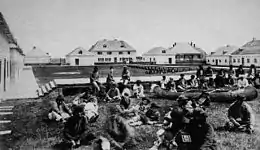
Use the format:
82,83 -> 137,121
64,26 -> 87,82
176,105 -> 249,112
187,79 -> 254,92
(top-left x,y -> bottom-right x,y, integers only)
142,47 -> 166,56
88,39 -> 136,52
210,45 -> 238,56
25,46 -> 50,58
66,47 -> 94,56
232,39 -> 260,55
168,42 -> 205,54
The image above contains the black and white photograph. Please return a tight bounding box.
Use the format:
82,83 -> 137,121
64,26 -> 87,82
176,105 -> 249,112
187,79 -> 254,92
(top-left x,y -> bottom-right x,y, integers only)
0,0 -> 260,149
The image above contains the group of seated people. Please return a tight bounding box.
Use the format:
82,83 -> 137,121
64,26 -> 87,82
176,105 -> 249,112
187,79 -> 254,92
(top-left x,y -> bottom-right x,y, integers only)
160,65 -> 260,92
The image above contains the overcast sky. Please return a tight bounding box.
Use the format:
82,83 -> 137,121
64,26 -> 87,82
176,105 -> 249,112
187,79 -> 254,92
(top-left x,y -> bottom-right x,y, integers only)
0,0 -> 260,57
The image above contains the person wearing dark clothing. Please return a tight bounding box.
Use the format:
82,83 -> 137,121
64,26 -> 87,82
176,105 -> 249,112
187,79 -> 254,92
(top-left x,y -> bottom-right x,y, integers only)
235,65 -> 245,77
254,73 -> 260,88
214,69 -> 225,88
145,103 -> 161,123
247,64 -> 257,85
228,65 -> 236,77
90,66 -> 101,93
177,74 -> 187,91
187,109 -> 218,150
121,66 -> 131,85
196,65 -> 204,79
187,75 -> 199,88
63,106 -> 96,148
106,66 -> 115,91
226,74 -> 235,86
205,66 -> 214,78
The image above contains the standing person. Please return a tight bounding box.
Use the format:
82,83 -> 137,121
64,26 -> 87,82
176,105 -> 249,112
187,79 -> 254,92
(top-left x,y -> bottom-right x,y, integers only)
235,65 -> 245,77
133,80 -> 145,98
196,65 -> 204,80
228,65 -> 236,78
225,94 -> 255,134
121,66 -> 131,85
160,76 -> 168,89
106,66 -> 115,91
90,66 -> 101,94
48,95 -> 72,122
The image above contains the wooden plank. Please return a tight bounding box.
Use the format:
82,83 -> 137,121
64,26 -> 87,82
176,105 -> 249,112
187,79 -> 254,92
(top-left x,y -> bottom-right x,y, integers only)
0,106 -> 13,109
41,86 -> 48,94
37,88 -> 44,96
0,120 -> 11,123
45,83 -> 52,92
0,130 -> 11,135
0,112 -> 13,115
0,108 -> 12,111
50,81 -> 56,88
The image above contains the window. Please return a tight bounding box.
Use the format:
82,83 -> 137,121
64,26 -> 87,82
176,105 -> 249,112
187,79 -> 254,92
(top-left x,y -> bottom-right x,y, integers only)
120,44 -> 126,48
233,59 -> 236,63
254,58 -> 257,63
78,50 -> 82,54
162,50 -> 166,53
98,58 -> 104,62
119,52 -> 123,55
247,58 -> 250,63
198,55 -> 201,59
219,60 -> 221,63
128,51 -> 131,55
105,58 -> 109,61
97,52 -> 102,55
153,58 -> 156,61
238,59 -> 240,63
225,59 -> 227,63
208,59 -> 210,62
103,44 -> 107,48
107,52 -> 112,55
212,59 -> 214,62
75,58 -> 79,65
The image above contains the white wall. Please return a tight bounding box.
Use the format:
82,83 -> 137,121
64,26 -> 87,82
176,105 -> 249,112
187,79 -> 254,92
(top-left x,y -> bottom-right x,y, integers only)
24,56 -> 51,64
206,55 -> 230,66
66,56 -> 96,66
94,51 -> 137,63
10,48 -> 24,84
143,55 -> 176,64
231,55 -> 260,67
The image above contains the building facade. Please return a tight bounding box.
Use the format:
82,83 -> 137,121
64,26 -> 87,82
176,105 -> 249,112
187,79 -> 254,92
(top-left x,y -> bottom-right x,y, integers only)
24,46 -> 51,65
206,45 -> 238,66
89,39 -> 137,64
142,47 -> 176,64
0,12 -> 24,97
206,38 -> 260,67
66,47 -> 95,66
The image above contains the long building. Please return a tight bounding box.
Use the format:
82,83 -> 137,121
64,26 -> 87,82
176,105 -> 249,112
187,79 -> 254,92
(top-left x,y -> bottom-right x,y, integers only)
206,38 -> 260,67
0,12 -> 24,98
24,46 -> 51,65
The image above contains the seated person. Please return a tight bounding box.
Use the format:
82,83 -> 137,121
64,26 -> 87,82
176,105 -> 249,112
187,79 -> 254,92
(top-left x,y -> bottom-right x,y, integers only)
116,94 -> 132,114
48,95 -> 72,122
214,70 -> 225,88
187,109 -> 218,150
106,66 -> 115,91
105,82 -> 121,102
254,73 -> 260,88
177,74 -> 187,91
90,66 -> 101,93
160,76 -> 168,89
226,74 -> 235,86
121,66 -> 131,85
225,94 -> 255,134
133,80 -> 145,98
235,65 -> 245,78
63,106 -> 96,149
237,75 -> 249,88
207,78 -> 215,88
204,66 -> 214,79
187,75 -> 198,88
92,136 -> 110,150
145,103 -> 161,124
121,85 -> 132,97
166,78 -> 177,92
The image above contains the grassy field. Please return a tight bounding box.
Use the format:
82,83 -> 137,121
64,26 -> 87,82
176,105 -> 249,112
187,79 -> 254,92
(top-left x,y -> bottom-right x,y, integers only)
0,89 -> 260,150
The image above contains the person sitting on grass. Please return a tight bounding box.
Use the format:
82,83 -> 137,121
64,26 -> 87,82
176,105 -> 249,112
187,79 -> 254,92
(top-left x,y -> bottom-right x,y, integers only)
90,66 -> 101,94
237,75 -> 249,89
177,74 -> 187,91
187,108 -> 218,150
145,103 -> 161,124
225,94 -> 255,134
204,66 -> 214,80
121,84 -> 132,98
48,95 -> 72,122
106,66 -> 115,92
235,65 -> 245,78
63,106 -> 97,149
116,93 -> 132,114
133,80 -> 145,98
187,75 -> 198,88
166,77 -> 177,92
214,69 -> 225,88
105,82 -> 121,102
160,76 -> 168,89
254,73 -> 260,89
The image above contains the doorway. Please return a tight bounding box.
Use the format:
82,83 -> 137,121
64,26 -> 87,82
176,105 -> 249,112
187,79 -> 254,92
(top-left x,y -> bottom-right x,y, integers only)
168,58 -> 172,64
114,57 -> 117,63
4,59 -> 6,91
216,59 -> 218,66
242,58 -> 244,66
75,58 -> 79,66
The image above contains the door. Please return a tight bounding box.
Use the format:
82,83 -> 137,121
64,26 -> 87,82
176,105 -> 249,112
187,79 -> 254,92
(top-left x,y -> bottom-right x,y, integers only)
242,58 -> 244,66
168,58 -> 172,64
216,59 -> 218,66
75,58 -> 79,65
114,57 -> 117,63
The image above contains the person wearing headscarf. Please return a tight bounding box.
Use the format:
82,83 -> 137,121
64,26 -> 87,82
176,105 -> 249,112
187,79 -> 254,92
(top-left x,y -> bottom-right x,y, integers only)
48,95 -> 72,122
63,106 -> 96,148
133,80 -> 145,98
225,94 -> 255,134
105,81 -> 121,102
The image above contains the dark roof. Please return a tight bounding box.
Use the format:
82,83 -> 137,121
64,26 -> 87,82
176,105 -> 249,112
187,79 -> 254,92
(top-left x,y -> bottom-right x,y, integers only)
0,12 -> 24,55
88,39 -> 136,52
232,39 -> 260,55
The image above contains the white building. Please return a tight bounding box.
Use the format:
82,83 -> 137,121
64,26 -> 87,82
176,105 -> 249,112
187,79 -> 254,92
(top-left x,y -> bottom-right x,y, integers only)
65,47 -> 95,66
89,39 -> 137,64
142,42 -> 206,65
231,38 -> 260,67
206,45 -> 238,66
24,46 -> 51,65
142,47 -> 176,64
